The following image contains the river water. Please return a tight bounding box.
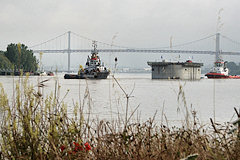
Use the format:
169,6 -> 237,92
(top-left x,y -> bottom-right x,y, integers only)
0,73 -> 239,126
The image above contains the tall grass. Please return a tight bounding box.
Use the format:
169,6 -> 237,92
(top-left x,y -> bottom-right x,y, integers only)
0,76 -> 239,159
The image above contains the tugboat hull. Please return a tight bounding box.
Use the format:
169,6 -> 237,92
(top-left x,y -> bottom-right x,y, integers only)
64,72 -> 109,79
205,73 -> 228,79
205,73 -> 240,79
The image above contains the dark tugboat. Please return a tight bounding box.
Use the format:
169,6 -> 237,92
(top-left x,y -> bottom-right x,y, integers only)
64,41 -> 110,79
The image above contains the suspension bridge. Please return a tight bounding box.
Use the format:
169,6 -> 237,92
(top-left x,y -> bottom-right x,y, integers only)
30,31 -> 240,72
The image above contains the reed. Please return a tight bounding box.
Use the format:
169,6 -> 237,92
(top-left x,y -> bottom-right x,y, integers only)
0,76 -> 239,160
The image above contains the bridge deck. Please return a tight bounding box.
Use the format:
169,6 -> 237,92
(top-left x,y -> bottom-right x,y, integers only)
33,49 -> 240,55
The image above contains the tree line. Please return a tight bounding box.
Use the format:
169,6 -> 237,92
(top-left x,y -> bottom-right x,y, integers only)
0,43 -> 38,72
227,61 -> 240,75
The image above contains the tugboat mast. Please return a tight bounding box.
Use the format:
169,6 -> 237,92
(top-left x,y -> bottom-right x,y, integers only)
215,33 -> 221,61
92,40 -> 98,55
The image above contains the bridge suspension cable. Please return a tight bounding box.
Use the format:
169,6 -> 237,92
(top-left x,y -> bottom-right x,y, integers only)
29,32 -> 68,49
72,32 -> 216,49
158,34 -> 216,49
71,32 -> 130,49
221,34 -> 240,46
30,31 -> 217,51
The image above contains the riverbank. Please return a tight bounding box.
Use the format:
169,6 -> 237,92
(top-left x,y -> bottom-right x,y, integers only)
0,70 -> 54,76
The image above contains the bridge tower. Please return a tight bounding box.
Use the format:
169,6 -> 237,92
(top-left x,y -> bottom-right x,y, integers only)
67,31 -> 71,73
215,33 -> 220,61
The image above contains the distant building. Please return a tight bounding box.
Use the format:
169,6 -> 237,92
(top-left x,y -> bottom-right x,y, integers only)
147,60 -> 203,80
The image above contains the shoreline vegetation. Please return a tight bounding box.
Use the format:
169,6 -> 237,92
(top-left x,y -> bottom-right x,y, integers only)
0,75 -> 240,159
0,44 -> 38,73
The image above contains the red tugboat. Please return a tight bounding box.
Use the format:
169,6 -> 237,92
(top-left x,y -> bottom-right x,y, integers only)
205,60 -> 240,79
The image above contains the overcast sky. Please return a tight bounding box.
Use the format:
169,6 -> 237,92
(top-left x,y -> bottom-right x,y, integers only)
1,0 -> 240,69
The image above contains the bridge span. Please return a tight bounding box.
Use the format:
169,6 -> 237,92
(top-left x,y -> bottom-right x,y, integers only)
31,31 -> 240,72
33,49 -> 240,55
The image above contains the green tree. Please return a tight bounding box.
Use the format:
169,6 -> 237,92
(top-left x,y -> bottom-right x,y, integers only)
4,43 -> 38,72
0,51 -> 12,70
4,44 -> 18,65
227,62 -> 240,75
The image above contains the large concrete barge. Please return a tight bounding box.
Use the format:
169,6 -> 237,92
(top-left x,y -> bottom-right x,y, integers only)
147,60 -> 203,80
